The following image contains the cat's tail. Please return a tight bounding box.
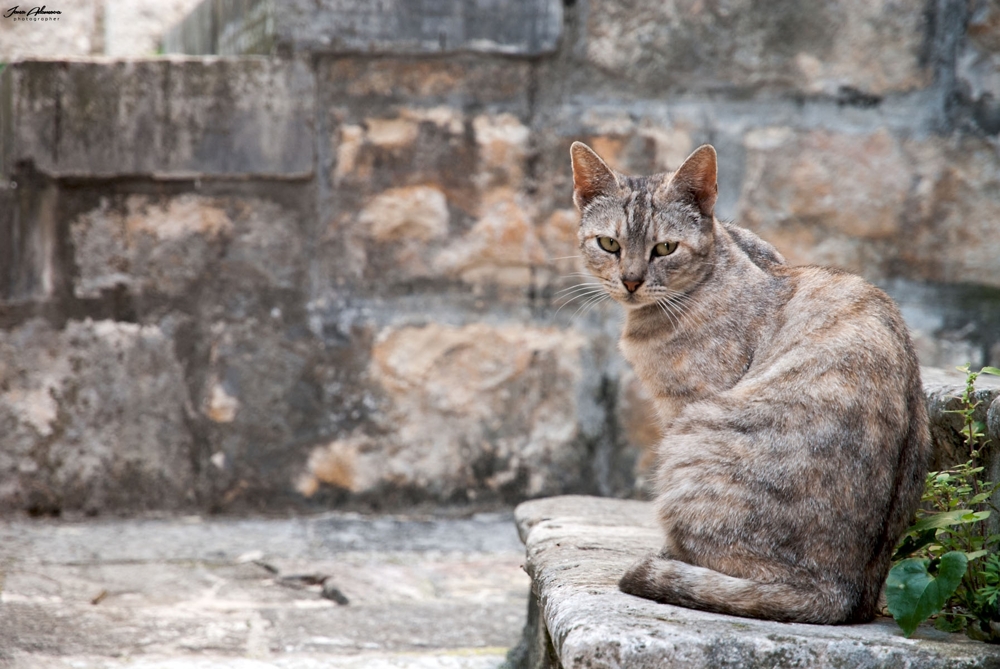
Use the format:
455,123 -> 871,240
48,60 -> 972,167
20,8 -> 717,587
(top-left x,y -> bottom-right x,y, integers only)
619,554 -> 850,624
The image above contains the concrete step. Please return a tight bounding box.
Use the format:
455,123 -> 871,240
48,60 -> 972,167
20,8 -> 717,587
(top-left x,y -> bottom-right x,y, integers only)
0,512 -> 530,668
511,495 -> 1000,669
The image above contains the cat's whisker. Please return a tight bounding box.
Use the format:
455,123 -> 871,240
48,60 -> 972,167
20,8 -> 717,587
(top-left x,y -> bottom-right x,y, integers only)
550,255 -> 582,261
554,283 -> 604,296
572,293 -> 609,320
554,294 -> 606,316
554,287 -> 606,304
554,288 -> 607,316
657,298 -> 684,330
663,294 -> 706,328
655,299 -> 679,330
578,295 -> 610,320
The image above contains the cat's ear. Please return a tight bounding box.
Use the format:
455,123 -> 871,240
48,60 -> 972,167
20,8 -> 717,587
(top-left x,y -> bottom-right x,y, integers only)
664,144 -> 718,218
570,142 -> 619,211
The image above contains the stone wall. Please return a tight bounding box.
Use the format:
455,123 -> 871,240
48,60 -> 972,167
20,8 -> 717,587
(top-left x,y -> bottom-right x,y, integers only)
2,0 -> 1000,514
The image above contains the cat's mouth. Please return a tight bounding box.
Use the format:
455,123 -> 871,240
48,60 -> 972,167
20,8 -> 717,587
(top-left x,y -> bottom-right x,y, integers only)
617,291 -> 649,308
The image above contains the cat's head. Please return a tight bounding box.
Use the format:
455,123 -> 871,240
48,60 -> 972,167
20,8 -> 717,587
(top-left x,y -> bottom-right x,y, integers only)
570,142 -> 719,310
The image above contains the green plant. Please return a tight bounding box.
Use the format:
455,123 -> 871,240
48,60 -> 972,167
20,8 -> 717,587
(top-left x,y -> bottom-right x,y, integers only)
887,364 -> 1000,640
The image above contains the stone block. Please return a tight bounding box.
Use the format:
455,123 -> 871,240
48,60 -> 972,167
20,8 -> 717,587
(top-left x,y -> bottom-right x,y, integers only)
0,169 -> 58,305
922,366 -> 1000,473
319,56 -> 534,109
1,58 -> 314,179
192,317 -> 346,511
736,128 -> 1000,289
901,136 -> 1000,287
315,58 -> 554,296
163,0 -> 563,56
511,495 -> 1000,669
295,323 -> 589,504
884,279 -> 1000,372
69,193 -> 305,301
583,0 -> 930,96
0,318 -> 195,514
957,0 -> 1000,134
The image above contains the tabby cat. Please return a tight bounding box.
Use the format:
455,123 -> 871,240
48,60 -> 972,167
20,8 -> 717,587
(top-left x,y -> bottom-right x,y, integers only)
570,141 -> 930,624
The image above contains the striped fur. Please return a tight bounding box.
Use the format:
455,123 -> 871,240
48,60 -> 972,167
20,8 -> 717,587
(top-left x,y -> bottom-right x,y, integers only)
571,142 -> 930,624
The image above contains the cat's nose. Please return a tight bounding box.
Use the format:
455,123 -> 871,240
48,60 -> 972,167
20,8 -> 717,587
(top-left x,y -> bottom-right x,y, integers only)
623,279 -> 644,293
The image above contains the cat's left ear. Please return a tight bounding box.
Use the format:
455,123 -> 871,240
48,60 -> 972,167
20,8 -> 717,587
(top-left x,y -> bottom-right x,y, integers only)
570,142 -> 619,211
662,145 -> 718,219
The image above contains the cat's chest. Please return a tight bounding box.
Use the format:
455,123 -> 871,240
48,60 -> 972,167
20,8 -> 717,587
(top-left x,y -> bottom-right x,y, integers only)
619,330 -> 751,417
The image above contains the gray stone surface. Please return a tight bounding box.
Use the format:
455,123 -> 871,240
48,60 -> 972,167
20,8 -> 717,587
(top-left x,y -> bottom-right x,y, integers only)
0,511 -> 529,668
0,318 -> 195,514
162,0 -> 563,57
512,495 -> 1000,669
0,58 -> 315,178
581,0 -> 930,96
923,365 -> 1000,470
4,0 -> 1000,516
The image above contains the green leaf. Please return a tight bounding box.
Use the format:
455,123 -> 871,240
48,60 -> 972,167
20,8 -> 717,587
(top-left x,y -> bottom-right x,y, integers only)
969,492 -> 992,505
887,552 -> 968,637
966,550 -> 989,561
893,529 -> 940,561
935,613 -> 966,633
981,366 -> 1000,377
908,510 -> 989,534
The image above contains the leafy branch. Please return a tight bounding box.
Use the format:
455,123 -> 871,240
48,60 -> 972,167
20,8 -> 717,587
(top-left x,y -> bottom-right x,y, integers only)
887,365 -> 1000,640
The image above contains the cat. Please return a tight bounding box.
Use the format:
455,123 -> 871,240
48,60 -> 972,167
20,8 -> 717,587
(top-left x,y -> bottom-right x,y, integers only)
569,141 -> 930,624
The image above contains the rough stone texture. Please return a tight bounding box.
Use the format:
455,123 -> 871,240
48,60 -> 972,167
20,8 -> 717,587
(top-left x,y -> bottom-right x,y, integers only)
69,193 -> 303,300
922,366 -> 1000,471
162,0 -> 563,57
737,129 -> 1000,289
0,58 -> 315,178
511,495 -> 1000,669
886,280 -> 1000,371
358,323 -> 584,500
0,511 -> 529,667
0,318 -> 194,514
582,0 -> 930,96
957,0 -> 1000,134
5,1 -> 1000,514
314,57 -> 547,297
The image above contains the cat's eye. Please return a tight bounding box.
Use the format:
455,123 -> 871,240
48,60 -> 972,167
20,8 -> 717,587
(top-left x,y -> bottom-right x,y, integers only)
597,236 -> 621,254
652,241 -> 678,257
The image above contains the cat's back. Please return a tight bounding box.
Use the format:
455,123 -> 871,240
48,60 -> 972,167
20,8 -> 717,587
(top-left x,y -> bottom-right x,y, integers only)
761,264 -> 917,382
725,262 -> 927,486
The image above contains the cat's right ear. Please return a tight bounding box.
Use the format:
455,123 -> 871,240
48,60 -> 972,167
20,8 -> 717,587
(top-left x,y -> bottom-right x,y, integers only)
571,142 -> 619,211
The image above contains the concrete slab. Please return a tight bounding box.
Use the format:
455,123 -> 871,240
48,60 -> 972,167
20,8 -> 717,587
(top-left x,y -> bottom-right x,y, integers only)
0,512 -> 530,668
513,495 -> 1000,669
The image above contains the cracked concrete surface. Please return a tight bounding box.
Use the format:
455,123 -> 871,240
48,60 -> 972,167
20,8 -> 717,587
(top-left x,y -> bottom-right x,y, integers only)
0,512 -> 529,668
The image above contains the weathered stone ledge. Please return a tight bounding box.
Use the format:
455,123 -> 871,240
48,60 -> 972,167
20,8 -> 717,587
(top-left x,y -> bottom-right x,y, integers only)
163,0 -> 564,57
510,495 -> 1000,669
